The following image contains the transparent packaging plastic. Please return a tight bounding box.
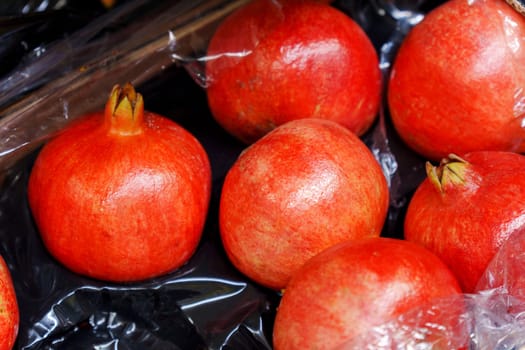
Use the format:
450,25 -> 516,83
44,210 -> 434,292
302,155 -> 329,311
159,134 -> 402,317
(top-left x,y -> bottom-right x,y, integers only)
0,0 -> 250,174
0,0 -> 524,348
338,230 -> 525,349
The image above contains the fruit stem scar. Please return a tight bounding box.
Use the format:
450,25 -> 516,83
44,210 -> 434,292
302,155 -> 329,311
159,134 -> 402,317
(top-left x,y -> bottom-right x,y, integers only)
105,82 -> 145,136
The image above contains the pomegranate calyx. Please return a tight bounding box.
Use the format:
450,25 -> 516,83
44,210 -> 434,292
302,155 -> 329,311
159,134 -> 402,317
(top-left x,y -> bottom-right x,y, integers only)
105,83 -> 144,136
426,154 -> 470,194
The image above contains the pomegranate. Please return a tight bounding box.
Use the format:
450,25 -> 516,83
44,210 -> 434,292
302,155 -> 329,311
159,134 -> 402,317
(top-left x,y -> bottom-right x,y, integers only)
27,83 -> 212,282
404,151 -> 525,292
388,0 -> 525,160
272,237 -> 464,350
206,0 -> 381,144
219,118 -> 389,290
0,256 -> 18,350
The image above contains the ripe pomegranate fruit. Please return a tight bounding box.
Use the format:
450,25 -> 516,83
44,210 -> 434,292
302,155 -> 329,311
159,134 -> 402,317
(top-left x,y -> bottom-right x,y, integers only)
388,0 -> 525,160
219,118 -> 389,290
27,83 -> 212,282
404,151 -> 525,292
0,256 -> 18,350
272,237 -> 464,350
206,0 -> 381,144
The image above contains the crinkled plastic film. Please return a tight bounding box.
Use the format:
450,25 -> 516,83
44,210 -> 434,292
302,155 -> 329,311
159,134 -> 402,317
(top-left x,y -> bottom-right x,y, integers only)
1,0 -> 525,349
0,0 -> 250,173
337,230 -> 525,350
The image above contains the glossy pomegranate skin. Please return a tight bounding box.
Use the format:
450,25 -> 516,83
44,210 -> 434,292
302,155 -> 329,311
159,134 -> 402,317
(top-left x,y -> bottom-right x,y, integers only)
27,86 -> 212,282
0,256 -> 18,350
206,0 -> 381,144
388,0 -> 525,161
404,151 -> 525,292
272,237 -> 463,350
219,118 -> 389,290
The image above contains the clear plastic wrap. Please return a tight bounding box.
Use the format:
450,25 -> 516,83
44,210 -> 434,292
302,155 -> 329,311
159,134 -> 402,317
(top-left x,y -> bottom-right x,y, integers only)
0,0 -> 250,174
338,230 -> 525,350
1,0 -> 525,348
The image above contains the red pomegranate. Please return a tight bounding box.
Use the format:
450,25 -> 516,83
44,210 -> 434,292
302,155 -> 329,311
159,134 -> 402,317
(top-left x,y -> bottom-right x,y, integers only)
0,255 -> 18,350
206,0 -> 381,144
404,151 -> 525,292
27,83 -> 212,282
388,0 -> 525,160
219,118 -> 389,290
273,237 -> 464,350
